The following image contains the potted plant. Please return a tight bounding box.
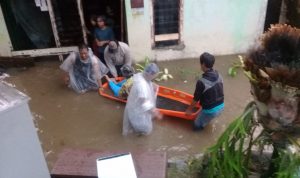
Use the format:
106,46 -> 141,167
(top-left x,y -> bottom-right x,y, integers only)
200,24 -> 300,178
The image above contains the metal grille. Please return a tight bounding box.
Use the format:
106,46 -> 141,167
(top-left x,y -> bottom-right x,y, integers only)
154,0 -> 179,35
52,0 -> 84,46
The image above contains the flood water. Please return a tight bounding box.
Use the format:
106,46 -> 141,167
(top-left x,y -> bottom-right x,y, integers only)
3,55 -> 251,169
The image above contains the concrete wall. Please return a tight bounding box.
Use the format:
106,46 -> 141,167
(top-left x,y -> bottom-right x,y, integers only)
125,0 -> 268,61
0,5 -> 12,56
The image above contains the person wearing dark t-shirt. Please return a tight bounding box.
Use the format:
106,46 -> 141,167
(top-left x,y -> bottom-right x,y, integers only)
186,52 -> 224,131
94,15 -> 115,65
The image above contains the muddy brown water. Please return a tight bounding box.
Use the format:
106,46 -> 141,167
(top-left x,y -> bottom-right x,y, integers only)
156,96 -> 198,112
3,55 -> 251,169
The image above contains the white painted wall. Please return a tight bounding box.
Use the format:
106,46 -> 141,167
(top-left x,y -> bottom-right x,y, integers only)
0,5 -> 12,56
0,82 -> 50,178
125,0 -> 268,61
125,0 -> 153,62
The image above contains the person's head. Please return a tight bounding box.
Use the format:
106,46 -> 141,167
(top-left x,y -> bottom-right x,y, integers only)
78,44 -> 89,60
200,52 -> 215,72
96,15 -> 106,28
121,65 -> 135,78
90,15 -> 97,26
108,40 -> 119,53
143,63 -> 160,81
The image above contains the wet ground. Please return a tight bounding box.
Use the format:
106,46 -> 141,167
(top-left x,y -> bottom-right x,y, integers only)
3,54 -> 251,170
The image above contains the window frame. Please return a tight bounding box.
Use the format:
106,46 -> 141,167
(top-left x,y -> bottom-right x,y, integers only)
150,0 -> 183,49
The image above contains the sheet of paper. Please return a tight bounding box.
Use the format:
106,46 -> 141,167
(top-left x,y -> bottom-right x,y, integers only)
96,153 -> 137,178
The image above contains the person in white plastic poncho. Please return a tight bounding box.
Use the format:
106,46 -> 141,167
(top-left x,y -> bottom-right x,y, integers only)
123,63 -> 163,136
60,44 -> 109,93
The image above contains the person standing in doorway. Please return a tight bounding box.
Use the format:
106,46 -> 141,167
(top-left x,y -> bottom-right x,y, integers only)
94,15 -> 115,65
185,52 -> 224,131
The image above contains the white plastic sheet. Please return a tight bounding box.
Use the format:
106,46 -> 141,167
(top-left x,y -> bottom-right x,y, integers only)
123,73 -> 157,135
60,49 -> 108,93
96,153 -> 137,178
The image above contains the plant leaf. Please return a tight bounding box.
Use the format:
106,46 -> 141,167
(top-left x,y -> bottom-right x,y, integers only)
228,67 -> 237,77
135,63 -> 144,69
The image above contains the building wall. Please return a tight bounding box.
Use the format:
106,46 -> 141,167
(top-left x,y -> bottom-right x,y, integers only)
125,0 -> 268,61
0,5 -> 12,56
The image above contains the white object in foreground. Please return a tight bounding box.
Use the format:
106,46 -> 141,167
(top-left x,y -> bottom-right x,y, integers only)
97,153 -> 137,178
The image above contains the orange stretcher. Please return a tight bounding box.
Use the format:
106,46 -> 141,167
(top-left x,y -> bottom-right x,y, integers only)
99,78 -> 201,120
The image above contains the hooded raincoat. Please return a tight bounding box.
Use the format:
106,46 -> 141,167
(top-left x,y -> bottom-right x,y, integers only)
122,73 -> 157,135
60,48 -> 108,93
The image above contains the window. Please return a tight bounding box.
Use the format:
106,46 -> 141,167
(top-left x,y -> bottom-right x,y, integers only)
153,0 -> 182,47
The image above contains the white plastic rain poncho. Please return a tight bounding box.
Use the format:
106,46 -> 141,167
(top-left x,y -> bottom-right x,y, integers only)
123,63 -> 159,135
60,48 -> 109,93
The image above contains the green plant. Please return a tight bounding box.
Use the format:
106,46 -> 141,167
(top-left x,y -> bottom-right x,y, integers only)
201,102 -> 256,178
200,102 -> 300,178
228,55 -> 258,83
275,149 -> 300,178
228,55 -> 245,77
135,56 -> 150,72
201,24 -> 300,178
135,56 -> 174,82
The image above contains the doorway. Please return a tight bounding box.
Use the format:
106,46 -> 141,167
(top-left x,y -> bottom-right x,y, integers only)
82,0 -> 127,45
264,0 -> 283,31
51,0 -> 85,47
0,0 -> 55,50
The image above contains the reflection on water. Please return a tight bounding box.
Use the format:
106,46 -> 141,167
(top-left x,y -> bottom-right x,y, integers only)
3,55 -> 251,169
